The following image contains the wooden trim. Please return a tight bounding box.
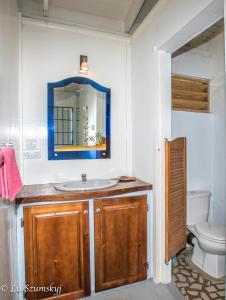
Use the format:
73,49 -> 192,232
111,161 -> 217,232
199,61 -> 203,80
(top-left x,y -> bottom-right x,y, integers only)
16,180 -> 152,204
165,140 -> 170,263
83,203 -> 91,296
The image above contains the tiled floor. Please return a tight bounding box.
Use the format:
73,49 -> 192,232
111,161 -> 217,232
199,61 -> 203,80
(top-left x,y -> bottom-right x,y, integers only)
172,249 -> 225,300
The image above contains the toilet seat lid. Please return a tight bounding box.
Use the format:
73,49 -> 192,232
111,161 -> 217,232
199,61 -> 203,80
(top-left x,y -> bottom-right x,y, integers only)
195,222 -> 226,242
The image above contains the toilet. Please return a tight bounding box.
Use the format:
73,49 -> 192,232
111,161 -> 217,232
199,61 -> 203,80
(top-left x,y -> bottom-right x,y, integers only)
187,190 -> 226,278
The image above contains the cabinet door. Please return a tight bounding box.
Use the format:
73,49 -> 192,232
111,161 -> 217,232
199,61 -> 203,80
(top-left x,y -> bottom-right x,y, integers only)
94,195 -> 147,292
24,202 -> 90,300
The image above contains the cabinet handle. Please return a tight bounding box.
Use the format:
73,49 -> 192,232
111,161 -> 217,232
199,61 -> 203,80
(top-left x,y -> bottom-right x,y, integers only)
96,208 -> 101,213
83,209 -> 89,215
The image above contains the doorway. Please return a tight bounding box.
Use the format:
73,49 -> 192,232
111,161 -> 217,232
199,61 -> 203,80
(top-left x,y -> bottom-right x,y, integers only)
170,19 -> 225,299
153,0 -> 225,287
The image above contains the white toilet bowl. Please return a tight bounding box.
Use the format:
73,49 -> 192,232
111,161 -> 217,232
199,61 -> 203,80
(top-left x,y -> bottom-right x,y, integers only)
188,222 -> 226,278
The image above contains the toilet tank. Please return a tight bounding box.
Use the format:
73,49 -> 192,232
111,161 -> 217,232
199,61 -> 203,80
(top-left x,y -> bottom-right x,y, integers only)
187,190 -> 211,226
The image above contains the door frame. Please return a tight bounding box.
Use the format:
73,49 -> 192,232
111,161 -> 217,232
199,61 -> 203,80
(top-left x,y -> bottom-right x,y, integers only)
153,0 -> 224,283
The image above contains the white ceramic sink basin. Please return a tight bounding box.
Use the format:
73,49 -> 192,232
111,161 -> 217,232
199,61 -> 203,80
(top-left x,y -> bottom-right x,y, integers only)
54,179 -> 118,192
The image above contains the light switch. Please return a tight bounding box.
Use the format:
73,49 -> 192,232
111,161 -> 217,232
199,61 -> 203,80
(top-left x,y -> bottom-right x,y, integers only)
23,150 -> 41,160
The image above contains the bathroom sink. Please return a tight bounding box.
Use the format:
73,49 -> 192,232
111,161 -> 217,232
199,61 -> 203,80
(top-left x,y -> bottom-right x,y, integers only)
54,179 -> 118,192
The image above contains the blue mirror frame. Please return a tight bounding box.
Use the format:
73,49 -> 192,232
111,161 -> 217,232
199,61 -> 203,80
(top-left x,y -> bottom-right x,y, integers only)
48,77 -> 111,160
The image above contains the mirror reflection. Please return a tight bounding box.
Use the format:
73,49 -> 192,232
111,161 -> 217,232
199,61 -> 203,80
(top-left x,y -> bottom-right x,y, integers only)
53,83 -> 106,152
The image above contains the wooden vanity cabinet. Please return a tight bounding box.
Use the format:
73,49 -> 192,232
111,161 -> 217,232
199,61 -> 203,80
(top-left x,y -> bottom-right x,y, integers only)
23,202 -> 90,300
94,195 -> 148,292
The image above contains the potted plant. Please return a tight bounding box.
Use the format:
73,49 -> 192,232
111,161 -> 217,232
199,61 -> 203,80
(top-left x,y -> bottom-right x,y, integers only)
95,131 -> 104,145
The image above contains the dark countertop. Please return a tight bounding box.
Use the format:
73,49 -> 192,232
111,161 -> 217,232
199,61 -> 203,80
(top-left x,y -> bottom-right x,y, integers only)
16,179 -> 152,204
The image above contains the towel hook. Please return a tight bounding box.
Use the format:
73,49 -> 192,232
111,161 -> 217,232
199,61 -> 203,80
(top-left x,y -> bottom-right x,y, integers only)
0,142 -> 14,149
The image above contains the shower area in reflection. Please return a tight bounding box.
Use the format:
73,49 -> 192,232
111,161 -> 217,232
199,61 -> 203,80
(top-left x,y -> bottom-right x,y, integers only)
53,83 -> 106,152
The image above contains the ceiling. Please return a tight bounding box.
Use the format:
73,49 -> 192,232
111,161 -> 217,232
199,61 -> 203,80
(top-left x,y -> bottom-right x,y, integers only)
48,0 -> 143,21
173,18 -> 224,57
18,0 -> 159,34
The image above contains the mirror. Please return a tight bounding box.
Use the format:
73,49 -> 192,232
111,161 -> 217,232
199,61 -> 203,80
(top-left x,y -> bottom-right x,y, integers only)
48,77 -> 110,160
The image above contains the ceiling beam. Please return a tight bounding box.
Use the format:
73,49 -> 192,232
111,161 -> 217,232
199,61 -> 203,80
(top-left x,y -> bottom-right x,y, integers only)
43,0 -> 49,17
17,0 -> 23,12
172,18 -> 224,58
128,0 -> 159,34
125,0 -> 145,33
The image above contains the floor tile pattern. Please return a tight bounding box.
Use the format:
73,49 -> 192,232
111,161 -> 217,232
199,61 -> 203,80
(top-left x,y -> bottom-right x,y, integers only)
172,249 -> 225,300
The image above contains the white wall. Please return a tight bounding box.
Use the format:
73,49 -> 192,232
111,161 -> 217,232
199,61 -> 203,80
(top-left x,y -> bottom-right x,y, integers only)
171,32 -> 226,225
22,20 -> 131,184
0,0 -> 21,162
209,33 -> 226,224
0,0 -> 20,298
171,43 -> 213,192
172,112 -> 212,191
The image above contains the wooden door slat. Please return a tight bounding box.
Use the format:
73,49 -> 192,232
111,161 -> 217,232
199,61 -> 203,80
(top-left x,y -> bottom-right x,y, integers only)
173,89 -> 208,102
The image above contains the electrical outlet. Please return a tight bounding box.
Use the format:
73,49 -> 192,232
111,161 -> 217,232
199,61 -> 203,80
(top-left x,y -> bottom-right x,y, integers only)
23,150 -> 41,160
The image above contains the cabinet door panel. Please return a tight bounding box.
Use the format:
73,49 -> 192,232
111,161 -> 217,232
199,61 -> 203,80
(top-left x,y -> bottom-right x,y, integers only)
24,202 -> 90,300
94,195 -> 147,292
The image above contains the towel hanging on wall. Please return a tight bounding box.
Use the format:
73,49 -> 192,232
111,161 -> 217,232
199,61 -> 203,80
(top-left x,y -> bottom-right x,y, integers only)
0,147 -> 23,201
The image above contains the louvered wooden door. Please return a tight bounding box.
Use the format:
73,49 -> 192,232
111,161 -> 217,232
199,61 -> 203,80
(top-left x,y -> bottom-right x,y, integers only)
165,137 -> 187,263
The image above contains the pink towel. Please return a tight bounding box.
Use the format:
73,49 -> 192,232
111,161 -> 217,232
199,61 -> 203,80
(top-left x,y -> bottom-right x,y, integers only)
0,153 -> 4,196
0,148 -> 23,201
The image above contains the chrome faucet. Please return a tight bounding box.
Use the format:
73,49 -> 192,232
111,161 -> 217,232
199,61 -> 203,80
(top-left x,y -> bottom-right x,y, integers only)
81,173 -> 87,182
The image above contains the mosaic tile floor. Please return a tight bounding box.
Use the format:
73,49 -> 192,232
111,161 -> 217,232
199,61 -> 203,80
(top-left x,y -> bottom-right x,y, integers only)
172,249 -> 225,300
